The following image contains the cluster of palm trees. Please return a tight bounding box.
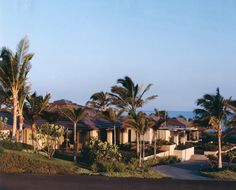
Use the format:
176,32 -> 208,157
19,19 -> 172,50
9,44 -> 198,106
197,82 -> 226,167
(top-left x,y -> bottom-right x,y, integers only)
194,88 -> 236,169
0,37 -> 52,143
86,76 -> 168,166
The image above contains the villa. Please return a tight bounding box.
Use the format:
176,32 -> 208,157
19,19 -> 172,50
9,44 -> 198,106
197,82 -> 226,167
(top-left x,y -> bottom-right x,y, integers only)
0,99 -> 200,152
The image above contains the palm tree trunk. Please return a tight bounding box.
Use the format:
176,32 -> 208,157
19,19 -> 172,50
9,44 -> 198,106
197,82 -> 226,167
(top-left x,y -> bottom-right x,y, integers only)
142,135 -> 145,159
217,126 -> 222,169
154,131 -> 157,159
114,125 -> 116,145
12,94 -> 18,142
73,122 -> 77,162
136,131 -> 140,157
139,133 -> 142,167
19,115 -> 24,143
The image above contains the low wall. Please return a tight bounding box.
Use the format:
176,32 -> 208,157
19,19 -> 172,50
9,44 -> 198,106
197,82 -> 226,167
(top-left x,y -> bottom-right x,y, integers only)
174,147 -> 194,161
143,151 -> 170,161
160,144 -> 176,155
143,146 -> 194,162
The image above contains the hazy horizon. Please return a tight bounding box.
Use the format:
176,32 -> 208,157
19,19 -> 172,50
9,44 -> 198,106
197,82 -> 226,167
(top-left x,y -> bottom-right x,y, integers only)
0,0 -> 235,111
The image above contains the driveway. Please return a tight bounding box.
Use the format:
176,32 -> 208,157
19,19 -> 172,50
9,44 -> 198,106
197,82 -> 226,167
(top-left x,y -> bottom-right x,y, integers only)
153,159 -> 212,180
0,173 -> 236,190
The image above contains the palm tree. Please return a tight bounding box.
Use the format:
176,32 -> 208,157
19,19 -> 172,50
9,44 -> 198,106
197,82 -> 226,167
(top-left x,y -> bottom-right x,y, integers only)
150,109 -> 167,159
124,111 -> 152,167
17,84 -> 30,143
24,92 -> 51,146
111,76 -> 157,155
60,107 -> 88,162
86,91 -> 110,111
98,108 -> 124,145
193,88 -> 231,169
0,37 -> 33,141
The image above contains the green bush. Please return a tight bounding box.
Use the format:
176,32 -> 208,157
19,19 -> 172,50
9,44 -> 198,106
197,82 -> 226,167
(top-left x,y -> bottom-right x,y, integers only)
91,160 -> 126,172
176,143 -> 193,150
120,150 -> 137,163
80,138 -> 121,165
0,140 -> 33,151
158,156 -> 180,165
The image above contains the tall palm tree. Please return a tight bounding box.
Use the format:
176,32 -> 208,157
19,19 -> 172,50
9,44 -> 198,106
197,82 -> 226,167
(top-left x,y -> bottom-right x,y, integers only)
24,92 -> 51,146
86,91 -> 110,111
98,108 -> 124,145
60,107 -> 88,162
150,109 -> 167,159
17,84 -> 30,143
111,76 -> 157,155
0,37 -> 33,141
194,88 -> 231,169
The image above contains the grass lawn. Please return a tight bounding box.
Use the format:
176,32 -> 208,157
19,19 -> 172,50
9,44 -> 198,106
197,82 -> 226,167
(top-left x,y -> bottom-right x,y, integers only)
103,170 -> 166,179
0,149 -> 89,175
202,169 -> 236,181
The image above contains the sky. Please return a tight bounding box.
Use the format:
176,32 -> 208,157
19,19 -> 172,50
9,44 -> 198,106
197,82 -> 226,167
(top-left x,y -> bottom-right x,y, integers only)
0,0 -> 235,111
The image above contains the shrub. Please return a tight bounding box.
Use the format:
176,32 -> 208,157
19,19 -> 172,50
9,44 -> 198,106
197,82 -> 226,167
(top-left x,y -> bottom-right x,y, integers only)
91,160 -> 126,172
158,156 -> 180,165
80,138 -> 121,165
0,140 -> 33,151
176,143 -> 193,150
120,150 -> 137,163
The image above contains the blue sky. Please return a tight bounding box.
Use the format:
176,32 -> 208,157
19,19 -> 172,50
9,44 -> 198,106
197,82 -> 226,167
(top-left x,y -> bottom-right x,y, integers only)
0,0 -> 235,111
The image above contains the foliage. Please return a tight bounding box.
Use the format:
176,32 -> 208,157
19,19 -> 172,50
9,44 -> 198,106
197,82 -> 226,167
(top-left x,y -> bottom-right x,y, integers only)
36,124 -> 64,159
86,91 -> 110,111
176,143 -> 193,150
24,92 -> 51,124
91,160 -> 126,172
80,138 -> 121,165
110,76 -> 157,113
201,167 -> 236,181
142,156 -> 180,168
0,140 -> 33,151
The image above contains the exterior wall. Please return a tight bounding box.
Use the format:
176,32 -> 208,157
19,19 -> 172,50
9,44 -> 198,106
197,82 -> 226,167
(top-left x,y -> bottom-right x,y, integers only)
107,130 -> 113,145
180,135 -> 187,145
173,135 -> 179,145
157,130 -> 171,141
173,147 -> 194,161
90,130 -> 99,138
122,129 -> 128,144
131,129 -> 136,142
143,128 -> 153,144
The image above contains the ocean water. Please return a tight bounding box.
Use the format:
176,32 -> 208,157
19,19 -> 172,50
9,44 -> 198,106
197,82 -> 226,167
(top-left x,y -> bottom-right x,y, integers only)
144,111 -> 194,119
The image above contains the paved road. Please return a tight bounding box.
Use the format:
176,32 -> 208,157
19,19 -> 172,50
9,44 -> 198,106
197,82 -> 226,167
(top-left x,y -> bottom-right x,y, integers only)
0,173 -> 236,190
153,160 -> 212,180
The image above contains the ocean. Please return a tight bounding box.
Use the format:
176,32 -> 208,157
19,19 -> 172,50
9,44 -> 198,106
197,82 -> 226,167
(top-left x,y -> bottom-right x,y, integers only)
144,111 -> 194,119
